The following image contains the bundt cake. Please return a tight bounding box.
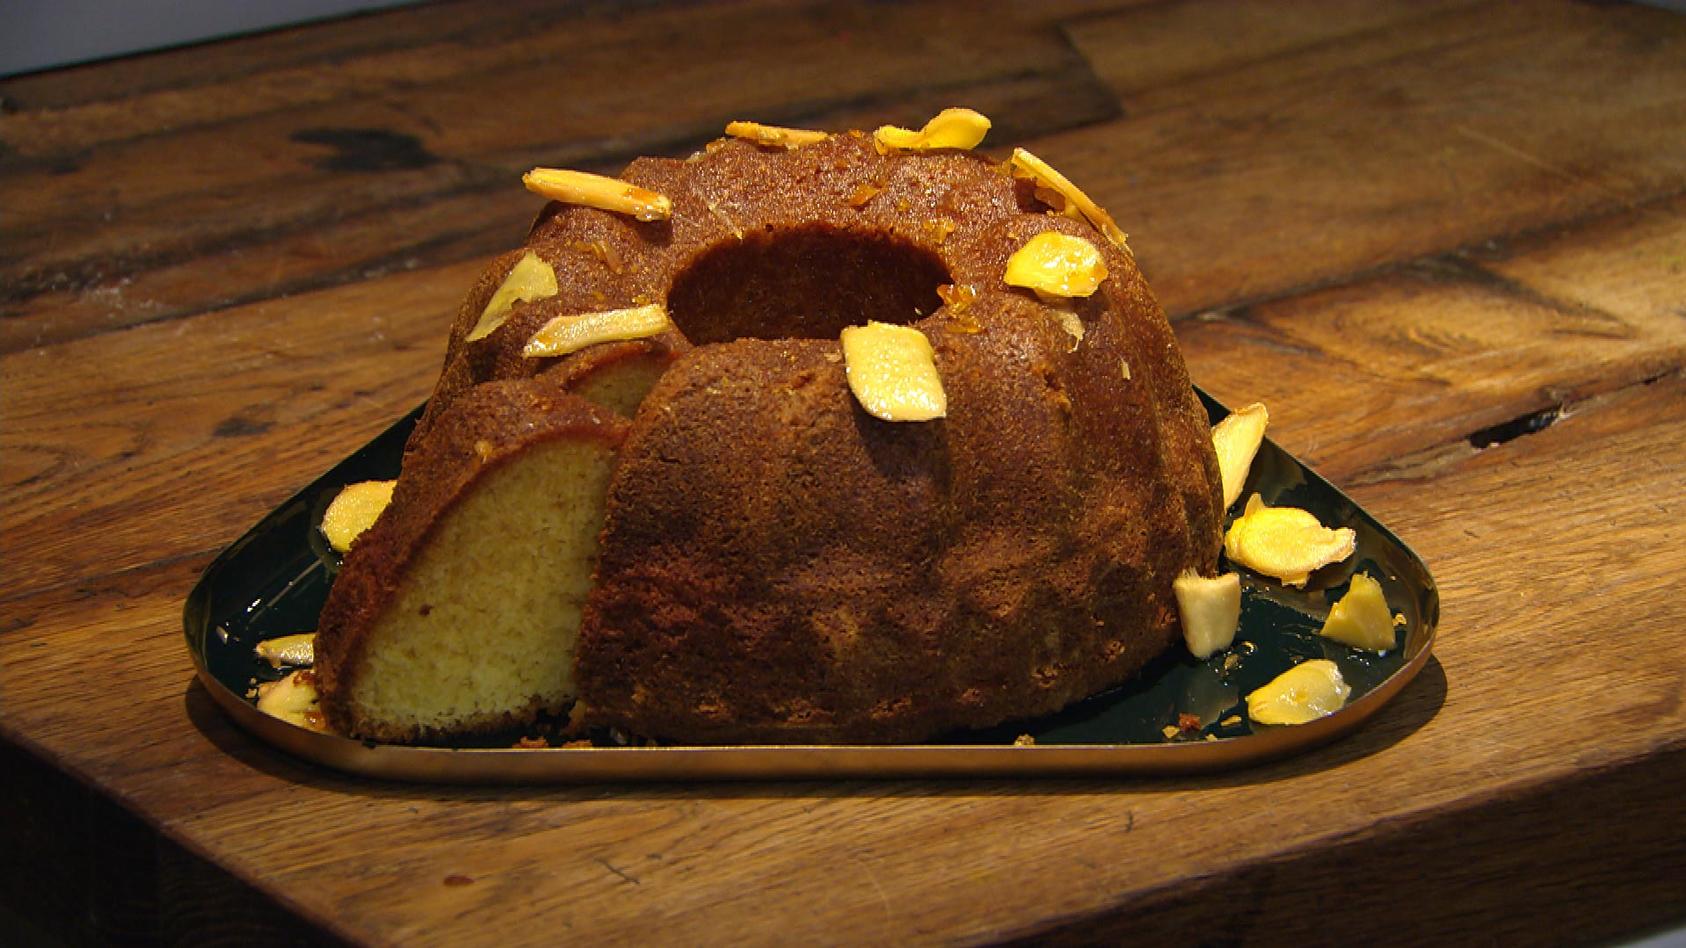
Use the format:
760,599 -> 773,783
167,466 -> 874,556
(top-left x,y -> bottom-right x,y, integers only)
313,112 -> 1225,744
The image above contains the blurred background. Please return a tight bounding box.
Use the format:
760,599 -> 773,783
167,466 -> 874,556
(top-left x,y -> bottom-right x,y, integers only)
8,0 -> 1686,79
1,0 -> 421,77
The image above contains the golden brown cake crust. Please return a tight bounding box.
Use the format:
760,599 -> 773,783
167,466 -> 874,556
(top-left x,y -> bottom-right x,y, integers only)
567,139 -> 1220,742
314,379 -> 627,740
327,131 -> 1222,744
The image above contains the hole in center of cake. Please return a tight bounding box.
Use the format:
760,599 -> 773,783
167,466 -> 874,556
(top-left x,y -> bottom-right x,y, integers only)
666,225 -> 950,344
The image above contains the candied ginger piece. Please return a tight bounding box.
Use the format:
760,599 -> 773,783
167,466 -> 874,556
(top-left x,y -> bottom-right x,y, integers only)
523,303 -> 673,359
1212,402 -> 1269,509
1223,494 -> 1355,587
1004,231 -> 1108,300
522,167 -> 672,222
1319,573 -> 1398,652
1246,659 -> 1351,725
256,670 -> 329,732
873,108 -> 991,152
255,632 -> 316,668
465,251 -> 558,342
321,480 -> 395,553
840,322 -> 947,422
1173,570 -> 1242,660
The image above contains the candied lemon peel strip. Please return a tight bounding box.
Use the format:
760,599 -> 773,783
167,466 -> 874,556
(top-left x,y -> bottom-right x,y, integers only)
1212,402 -> 1269,509
466,251 -> 559,342
523,167 -> 673,222
1004,231 -> 1108,301
1224,494 -> 1356,587
255,633 -> 316,669
1008,148 -> 1130,254
1247,659 -> 1351,725
321,480 -> 395,553
873,107 -> 992,153
1319,572 -> 1399,652
840,322 -> 947,422
724,120 -> 829,149
523,303 -> 673,359
1173,570 -> 1242,660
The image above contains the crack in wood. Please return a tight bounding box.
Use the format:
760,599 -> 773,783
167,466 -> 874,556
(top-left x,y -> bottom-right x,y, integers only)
291,128 -> 441,174
211,414 -> 275,439
593,856 -> 640,886
1466,406 -> 1563,450
1348,366 -> 1684,486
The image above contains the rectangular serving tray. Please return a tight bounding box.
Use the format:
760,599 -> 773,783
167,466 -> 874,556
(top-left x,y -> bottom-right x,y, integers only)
184,390 -> 1438,782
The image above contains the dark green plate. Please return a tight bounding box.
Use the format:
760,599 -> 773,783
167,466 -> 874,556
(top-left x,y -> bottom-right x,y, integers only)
184,390 -> 1438,782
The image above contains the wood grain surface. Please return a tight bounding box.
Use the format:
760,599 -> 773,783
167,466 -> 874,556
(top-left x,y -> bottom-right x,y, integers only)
2,0 -> 1684,944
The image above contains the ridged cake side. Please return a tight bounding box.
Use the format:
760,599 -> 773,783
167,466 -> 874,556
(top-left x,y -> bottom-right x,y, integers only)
574,247 -> 1221,740
577,136 -> 1218,742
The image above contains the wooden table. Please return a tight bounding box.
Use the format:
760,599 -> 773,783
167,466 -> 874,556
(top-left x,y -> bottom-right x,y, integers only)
4,1 -> 1684,943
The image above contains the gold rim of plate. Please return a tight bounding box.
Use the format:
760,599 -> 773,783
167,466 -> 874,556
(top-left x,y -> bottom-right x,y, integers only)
184,391 -> 1439,783
191,638 -> 1433,783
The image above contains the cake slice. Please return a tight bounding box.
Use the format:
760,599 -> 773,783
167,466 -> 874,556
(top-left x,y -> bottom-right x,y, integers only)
314,379 -> 627,742
547,335 -> 688,418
